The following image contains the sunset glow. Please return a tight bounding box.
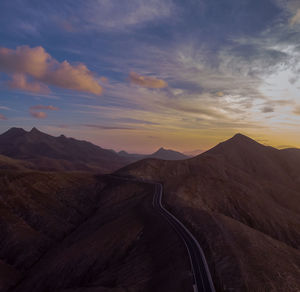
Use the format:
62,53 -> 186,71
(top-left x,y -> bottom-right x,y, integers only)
0,0 -> 300,153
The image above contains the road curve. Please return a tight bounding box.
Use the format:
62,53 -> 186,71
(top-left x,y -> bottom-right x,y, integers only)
152,182 -> 216,292
109,175 -> 216,292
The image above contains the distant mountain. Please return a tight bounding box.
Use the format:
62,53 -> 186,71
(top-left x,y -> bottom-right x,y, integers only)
118,147 -> 189,161
118,150 -> 145,161
148,147 -> 189,160
117,133 -> 300,291
0,127 -> 130,172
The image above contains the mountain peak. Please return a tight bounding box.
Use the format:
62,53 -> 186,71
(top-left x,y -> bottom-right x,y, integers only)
157,147 -> 166,152
229,133 -> 259,145
30,127 -> 41,133
149,147 -> 188,160
1,127 -> 27,137
232,133 -> 251,140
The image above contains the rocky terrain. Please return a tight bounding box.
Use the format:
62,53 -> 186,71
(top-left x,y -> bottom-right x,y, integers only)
117,134 -> 300,291
0,171 -> 192,292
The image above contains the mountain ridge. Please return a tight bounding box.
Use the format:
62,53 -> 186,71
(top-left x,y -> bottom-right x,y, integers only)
0,127 -> 129,172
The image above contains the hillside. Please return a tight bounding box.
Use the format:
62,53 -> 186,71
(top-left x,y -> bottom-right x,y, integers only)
117,134 -> 300,291
0,128 -> 130,172
0,155 -> 34,170
0,171 -> 192,292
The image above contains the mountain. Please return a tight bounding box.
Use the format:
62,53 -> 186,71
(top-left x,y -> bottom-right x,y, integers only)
0,171 -> 192,292
118,150 -> 145,160
148,147 -> 189,160
117,133 -> 300,291
118,147 -> 189,162
1,132 -> 299,291
0,127 -> 130,172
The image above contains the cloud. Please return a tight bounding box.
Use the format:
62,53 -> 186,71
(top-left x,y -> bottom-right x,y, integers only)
261,106 -> 274,113
99,76 -> 109,83
0,45 -> 103,95
0,106 -> 11,111
8,74 -> 50,93
30,111 -> 47,119
30,105 -> 59,111
290,9 -> 300,26
129,72 -> 167,88
293,106 -> 300,115
83,124 -> 135,130
0,114 -> 7,120
78,0 -> 174,31
29,104 -> 58,119
216,91 -> 225,97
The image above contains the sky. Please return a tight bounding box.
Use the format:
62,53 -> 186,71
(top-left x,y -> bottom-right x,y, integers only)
0,0 -> 300,153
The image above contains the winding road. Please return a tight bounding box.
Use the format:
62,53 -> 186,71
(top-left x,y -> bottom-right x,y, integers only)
152,182 -> 216,292
111,175 -> 216,292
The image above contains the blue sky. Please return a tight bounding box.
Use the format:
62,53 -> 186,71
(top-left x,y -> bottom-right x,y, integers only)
0,0 -> 300,153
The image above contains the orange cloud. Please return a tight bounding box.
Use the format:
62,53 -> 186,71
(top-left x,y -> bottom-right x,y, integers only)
30,111 -> 47,119
216,91 -> 225,97
0,114 -> 7,120
100,76 -> 109,83
0,45 -> 103,95
129,72 -> 167,88
8,74 -> 50,93
30,105 -> 59,111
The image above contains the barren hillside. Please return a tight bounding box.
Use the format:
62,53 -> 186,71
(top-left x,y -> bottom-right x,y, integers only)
117,134 -> 300,291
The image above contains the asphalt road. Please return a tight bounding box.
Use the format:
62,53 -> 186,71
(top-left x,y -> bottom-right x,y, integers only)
110,175 -> 216,292
152,182 -> 216,292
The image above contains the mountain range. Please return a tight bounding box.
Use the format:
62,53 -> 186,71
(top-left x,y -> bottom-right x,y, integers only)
0,130 -> 299,291
0,128 -> 189,172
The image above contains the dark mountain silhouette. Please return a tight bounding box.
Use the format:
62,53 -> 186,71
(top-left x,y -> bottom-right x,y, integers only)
0,127 -> 130,172
117,133 -> 300,291
118,147 -> 189,162
148,147 -> 189,160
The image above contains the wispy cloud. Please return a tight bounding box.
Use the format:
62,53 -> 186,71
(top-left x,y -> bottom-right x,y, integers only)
83,124 -> 136,130
30,111 -> 47,119
30,105 -> 59,111
73,0 -> 175,32
129,72 -> 168,88
29,104 -> 59,119
0,45 -> 103,95
0,106 -> 11,111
